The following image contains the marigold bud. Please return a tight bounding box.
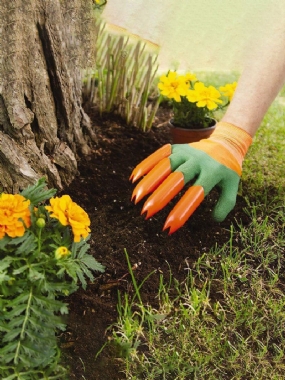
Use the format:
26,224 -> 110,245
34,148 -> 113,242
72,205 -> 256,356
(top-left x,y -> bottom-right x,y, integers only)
36,218 -> 46,229
55,246 -> 70,260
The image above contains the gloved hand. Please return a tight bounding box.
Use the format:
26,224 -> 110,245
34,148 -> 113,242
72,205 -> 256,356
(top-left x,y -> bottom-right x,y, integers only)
130,122 -> 252,234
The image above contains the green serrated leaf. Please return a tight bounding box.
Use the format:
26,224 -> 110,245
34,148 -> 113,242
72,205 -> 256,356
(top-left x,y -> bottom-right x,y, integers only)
28,268 -> 45,282
0,257 -> 12,272
80,263 -> 95,280
61,263 -> 77,283
2,327 -> 22,343
0,340 -> 18,355
28,315 -> 47,331
1,373 -> 18,380
80,255 -> 105,273
4,304 -> 27,319
12,265 -> 29,275
0,235 -> 11,251
75,268 -> 87,289
8,292 -> 30,307
60,304 -> 69,315
0,351 -> 18,366
30,306 -> 63,325
14,233 -> 37,256
71,236 -> 90,257
20,178 -> 57,205
7,315 -> 27,329
76,243 -> 90,259
24,328 -> 55,344
0,272 -> 10,284
5,233 -> 28,247
33,294 -> 67,311
0,321 -> 9,332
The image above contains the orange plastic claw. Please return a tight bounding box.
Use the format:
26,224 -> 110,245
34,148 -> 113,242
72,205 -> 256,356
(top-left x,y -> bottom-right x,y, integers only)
141,172 -> 185,219
163,185 -> 204,235
130,144 -> 172,183
131,157 -> 172,204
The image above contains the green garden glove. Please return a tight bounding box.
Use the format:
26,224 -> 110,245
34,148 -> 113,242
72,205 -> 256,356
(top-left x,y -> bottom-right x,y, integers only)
130,122 -> 253,233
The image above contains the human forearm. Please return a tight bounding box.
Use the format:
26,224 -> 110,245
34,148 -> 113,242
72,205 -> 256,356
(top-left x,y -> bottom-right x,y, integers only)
222,60 -> 285,137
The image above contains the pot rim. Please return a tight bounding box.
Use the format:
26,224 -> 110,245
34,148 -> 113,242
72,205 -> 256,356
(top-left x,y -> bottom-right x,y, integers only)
168,119 -> 216,132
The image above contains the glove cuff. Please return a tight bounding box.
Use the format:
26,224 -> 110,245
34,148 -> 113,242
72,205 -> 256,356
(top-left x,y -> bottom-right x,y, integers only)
209,122 -> 253,167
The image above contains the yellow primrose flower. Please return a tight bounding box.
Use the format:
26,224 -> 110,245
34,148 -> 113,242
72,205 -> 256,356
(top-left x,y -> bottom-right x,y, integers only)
158,71 -> 189,102
188,82 -> 223,110
45,195 -> 91,242
0,194 -> 31,239
55,246 -> 71,260
219,81 -> 237,101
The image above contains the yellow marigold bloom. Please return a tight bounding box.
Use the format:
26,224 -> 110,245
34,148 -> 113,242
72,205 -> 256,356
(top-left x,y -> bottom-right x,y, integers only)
45,195 -> 91,242
55,246 -> 71,260
219,81 -> 237,101
0,194 -> 31,239
187,82 -> 222,110
184,72 -> 197,84
158,71 -> 189,102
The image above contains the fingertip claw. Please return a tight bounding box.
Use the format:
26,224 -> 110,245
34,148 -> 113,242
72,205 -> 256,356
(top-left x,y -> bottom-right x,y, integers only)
163,185 -> 205,234
131,158 -> 172,204
130,144 -> 172,183
163,215 -> 180,235
140,172 -> 185,219
131,186 -> 144,204
130,168 -> 143,183
141,199 -> 156,219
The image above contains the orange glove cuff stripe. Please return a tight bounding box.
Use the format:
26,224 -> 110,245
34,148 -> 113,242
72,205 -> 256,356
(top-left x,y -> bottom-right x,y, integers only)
190,122 -> 252,175
209,122 -> 253,166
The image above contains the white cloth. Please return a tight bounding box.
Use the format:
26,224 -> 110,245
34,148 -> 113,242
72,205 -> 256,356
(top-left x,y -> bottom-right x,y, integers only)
102,0 -> 285,72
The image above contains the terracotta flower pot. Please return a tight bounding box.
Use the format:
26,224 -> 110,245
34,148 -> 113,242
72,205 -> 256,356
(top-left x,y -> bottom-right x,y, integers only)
169,119 -> 216,144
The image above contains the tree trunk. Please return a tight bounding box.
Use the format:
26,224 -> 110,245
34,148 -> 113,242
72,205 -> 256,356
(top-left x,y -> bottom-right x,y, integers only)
0,0 -> 97,193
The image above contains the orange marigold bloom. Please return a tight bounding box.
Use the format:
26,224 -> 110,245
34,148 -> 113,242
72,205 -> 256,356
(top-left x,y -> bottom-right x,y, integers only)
0,194 -> 31,239
45,195 -> 91,242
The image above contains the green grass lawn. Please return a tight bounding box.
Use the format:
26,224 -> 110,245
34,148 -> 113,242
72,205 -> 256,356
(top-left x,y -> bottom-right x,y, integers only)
108,77 -> 285,380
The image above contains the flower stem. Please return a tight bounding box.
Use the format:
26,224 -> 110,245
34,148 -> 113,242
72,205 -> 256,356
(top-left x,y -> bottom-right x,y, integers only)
14,287 -> 33,365
38,228 -> 42,252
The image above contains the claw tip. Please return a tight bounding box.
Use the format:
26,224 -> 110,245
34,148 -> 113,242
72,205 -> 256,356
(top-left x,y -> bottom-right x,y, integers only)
163,226 -> 175,235
141,206 -> 152,220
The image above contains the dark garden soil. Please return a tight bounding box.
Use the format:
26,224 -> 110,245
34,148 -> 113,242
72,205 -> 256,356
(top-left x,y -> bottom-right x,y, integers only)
62,107 -> 250,379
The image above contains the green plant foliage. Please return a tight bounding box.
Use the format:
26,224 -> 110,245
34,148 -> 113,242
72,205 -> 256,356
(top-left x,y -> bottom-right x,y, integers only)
0,179 -> 104,379
83,20 -> 160,131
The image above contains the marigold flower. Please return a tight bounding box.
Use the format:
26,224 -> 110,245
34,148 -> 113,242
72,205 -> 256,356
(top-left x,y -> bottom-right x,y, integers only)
45,195 -> 91,242
55,246 -> 71,260
219,81 -> 237,101
184,72 -> 197,84
158,71 -> 189,102
0,194 -> 31,239
187,82 -> 222,110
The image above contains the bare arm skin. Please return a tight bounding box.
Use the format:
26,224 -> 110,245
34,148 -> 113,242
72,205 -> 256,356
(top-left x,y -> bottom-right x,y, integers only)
221,4 -> 285,137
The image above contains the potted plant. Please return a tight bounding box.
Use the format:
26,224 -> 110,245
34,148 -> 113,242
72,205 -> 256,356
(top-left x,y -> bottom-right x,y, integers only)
157,71 -> 237,143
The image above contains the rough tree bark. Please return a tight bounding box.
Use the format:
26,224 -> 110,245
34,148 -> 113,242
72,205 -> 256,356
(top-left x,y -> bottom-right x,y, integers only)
0,0 -> 97,193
